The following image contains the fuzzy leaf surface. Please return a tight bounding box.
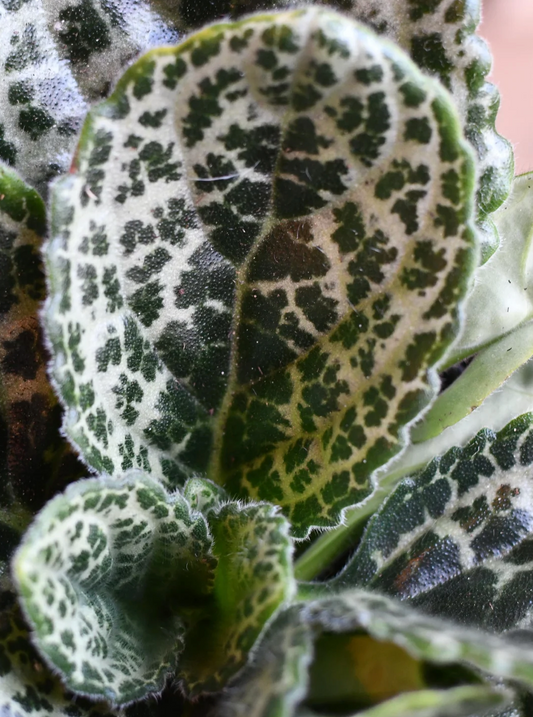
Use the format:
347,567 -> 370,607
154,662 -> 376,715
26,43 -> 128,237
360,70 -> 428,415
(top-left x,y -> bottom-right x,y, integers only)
179,501 -> 295,694
335,413 -> 533,636
13,474 -> 215,704
45,8 -> 476,536
183,0 -> 511,256
217,605 -> 312,717
0,594 -> 117,717
302,589 -> 533,689
0,0 -> 182,194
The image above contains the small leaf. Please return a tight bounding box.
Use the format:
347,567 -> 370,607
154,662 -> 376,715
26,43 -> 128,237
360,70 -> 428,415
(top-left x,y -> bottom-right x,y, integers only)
179,501 -> 295,694
218,605 -> 313,717
335,413 -> 533,635
302,589 -> 533,689
45,7 -> 477,536
13,473 -> 215,704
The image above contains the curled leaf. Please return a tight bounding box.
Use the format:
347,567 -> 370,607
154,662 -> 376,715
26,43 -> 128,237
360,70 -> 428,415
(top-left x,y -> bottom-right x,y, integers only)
13,473 -> 215,704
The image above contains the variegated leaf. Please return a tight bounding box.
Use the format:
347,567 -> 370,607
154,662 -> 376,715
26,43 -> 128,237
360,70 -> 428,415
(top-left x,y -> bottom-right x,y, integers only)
217,605 -> 312,717
0,162 -> 83,571
334,413 -> 533,635
13,473 -> 216,704
183,0 -> 512,258
0,0 -> 182,194
0,593 -> 117,717
45,7 -> 477,537
302,589 -> 533,689
179,501 -> 295,694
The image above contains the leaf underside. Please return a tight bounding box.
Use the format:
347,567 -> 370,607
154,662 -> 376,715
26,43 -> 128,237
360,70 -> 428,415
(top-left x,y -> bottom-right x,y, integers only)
45,7 -> 476,537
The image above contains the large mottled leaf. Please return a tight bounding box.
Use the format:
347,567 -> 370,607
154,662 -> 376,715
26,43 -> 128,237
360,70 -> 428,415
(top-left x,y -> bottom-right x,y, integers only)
218,605 -> 313,717
0,592 -> 117,717
13,473 -> 215,704
179,501 -> 295,694
334,413 -> 533,635
302,589 -> 533,690
45,7 -> 477,537
0,162 -> 83,570
0,0 -> 182,194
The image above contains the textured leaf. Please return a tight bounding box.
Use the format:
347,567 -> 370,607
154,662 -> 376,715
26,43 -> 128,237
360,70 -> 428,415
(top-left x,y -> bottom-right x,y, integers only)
335,413 -> 533,635
183,0 -> 512,257
0,162 -> 83,565
388,360 -> 533,489
302,589 -> 533,689
13,473 -> 215,704
218,605 -> 313,717
0,592 -> 117,717
179,501 -> 295,694
0,0 -> 182,193
45,7 -> 477,537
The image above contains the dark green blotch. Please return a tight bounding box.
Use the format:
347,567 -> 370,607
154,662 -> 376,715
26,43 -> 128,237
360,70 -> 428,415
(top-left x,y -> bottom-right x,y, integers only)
57,0 -> 111,63
399,82 -> 427,108
18,106 -> 55,140
404,117 -> 432,144
411,33 -> 453,90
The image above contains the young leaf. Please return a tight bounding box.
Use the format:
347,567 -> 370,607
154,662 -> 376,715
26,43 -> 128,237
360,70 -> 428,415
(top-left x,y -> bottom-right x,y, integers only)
0,593 -> 117,717
13,473 -> 216,705
217,605 -> 313,717
302,589 -> 533,689
179,501 -> 295,694
335,413 -> 533,635
45,7 -> 477,537
0,163 -> 83,564
0,0 -> 182,193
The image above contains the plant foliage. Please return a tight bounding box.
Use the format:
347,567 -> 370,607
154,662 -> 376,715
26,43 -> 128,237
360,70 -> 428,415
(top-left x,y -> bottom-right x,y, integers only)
1,1 -> 533,716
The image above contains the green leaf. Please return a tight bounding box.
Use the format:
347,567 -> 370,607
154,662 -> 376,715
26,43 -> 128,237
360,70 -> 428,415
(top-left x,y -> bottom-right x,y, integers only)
452,172 -> 533,359
218,605 -> 313,717
0,593 -> 117,717
179,500 -> 295,694
300,686 -> 509,717
302,588 -> 533,690
13,473 -> 216,704
335,413 -> 533,634
45,7 -> 477,537
0,163 -> 83,568
0,0 -> 183,193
